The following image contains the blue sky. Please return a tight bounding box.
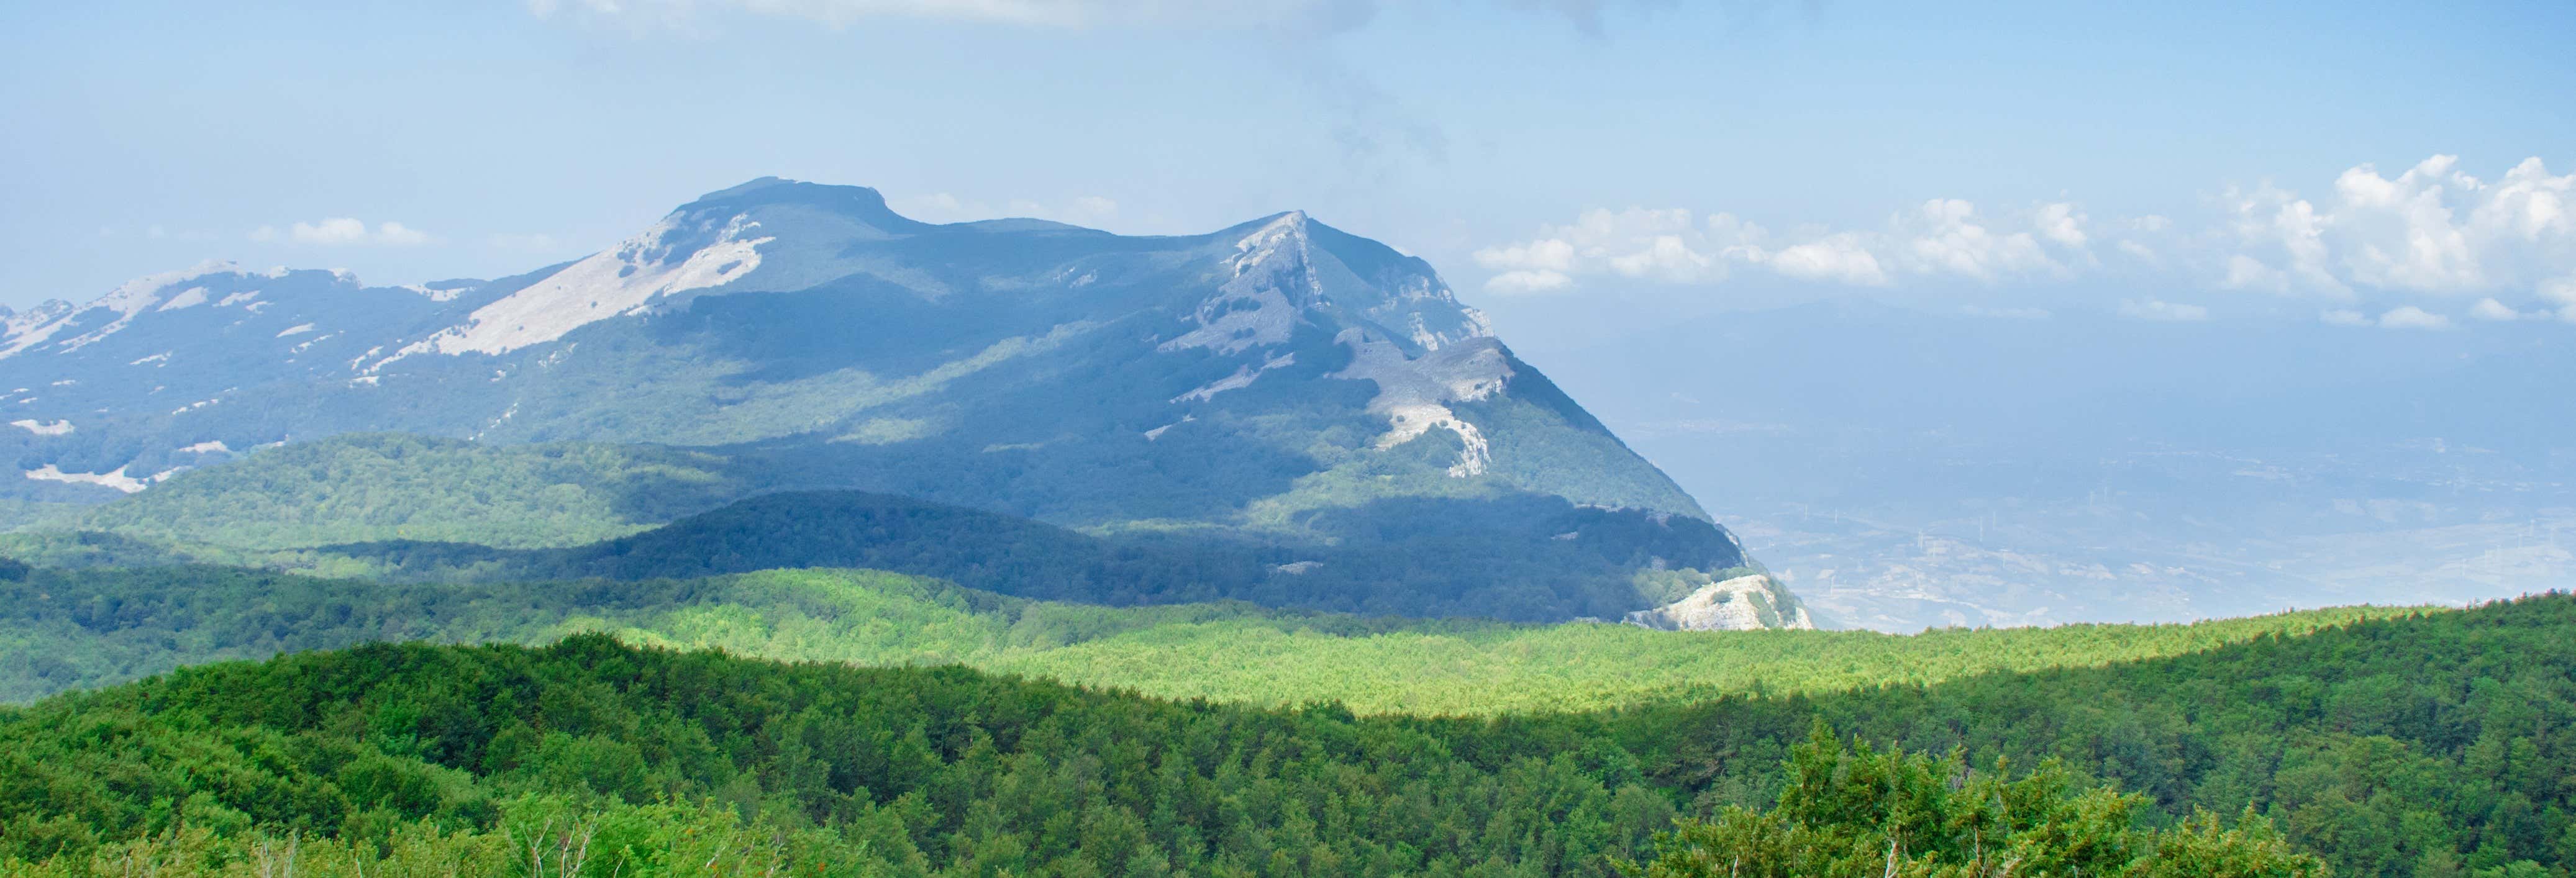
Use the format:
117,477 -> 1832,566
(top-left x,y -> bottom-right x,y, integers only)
6,1 -> 2572,338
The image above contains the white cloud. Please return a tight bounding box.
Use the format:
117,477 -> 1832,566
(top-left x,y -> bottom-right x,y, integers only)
1894,199 -> 2063,281
2544,274 -> 2576,306
1470,155 -> 2576,322
1473,238 -> 1575,273
1483,269 -> 1573,295
373,222 -> 431,246
1472,207 -> 1732,292
2219,155 -> 2575,299
2217,183 -> 2347,296
2118,299 -> 2209,322
293,217 -> 370,245
1472,200 -> 2068,294
2034,202 -> 2087,248
2375,305 -> 2453,330
1767,235 -> 1887,286
252,217 -> 434,247
2469,297 -> 2522,322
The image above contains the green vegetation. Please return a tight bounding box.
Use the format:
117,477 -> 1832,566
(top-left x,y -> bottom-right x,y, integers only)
42,487 -> 1762,622
1628,724 -> 2323,877
73,434 -> 742,550
0,562 -> 2423,713
8,594 -> 2576,875
0,635 -> 1683,876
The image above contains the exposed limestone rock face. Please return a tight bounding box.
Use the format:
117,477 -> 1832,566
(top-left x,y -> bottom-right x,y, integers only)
1623,574 -> 1816,631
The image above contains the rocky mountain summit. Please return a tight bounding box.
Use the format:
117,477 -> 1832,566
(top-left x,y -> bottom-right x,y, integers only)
2,178 -> 1803,627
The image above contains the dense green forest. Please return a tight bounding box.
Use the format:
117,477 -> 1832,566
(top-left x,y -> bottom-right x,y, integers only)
9,594 -> 2576,876
66,435 -> 743,550
0,563 -> 2413,713
34,488 -> 1768,623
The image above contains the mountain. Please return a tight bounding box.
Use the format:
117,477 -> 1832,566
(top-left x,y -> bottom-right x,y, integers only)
0,178 -> 1796,625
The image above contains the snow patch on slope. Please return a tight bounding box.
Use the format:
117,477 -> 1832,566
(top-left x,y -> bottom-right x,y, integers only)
10,419 -> 72,436
1329,330 -> 1512,477
378,213 -> 770,364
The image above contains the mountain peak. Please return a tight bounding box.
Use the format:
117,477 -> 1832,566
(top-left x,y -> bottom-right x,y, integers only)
696,176 -> 801,200
681,177 -> 922,232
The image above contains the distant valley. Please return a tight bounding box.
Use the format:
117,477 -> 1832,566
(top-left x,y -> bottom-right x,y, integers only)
1521,300 -> 2576,630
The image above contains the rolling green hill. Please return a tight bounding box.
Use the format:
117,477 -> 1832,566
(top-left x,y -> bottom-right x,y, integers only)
8,593 -> 2574,876
0,562 -> 2422,713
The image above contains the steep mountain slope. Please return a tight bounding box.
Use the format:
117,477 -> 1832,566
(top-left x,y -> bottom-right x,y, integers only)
1,178 -> 1776,623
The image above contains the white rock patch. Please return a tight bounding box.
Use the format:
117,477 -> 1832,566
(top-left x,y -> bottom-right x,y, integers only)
382,213 -> 770,364
1329,330 -> 1512,477
25,464 -> 150,494
400,283 -> 471,302
155,286 -> 210,310
2,260 -> 242,358
9,419 -> 72,436
1173,352 -> 1296,403
1622,574 -> 1816,631
275,323 -> 316,337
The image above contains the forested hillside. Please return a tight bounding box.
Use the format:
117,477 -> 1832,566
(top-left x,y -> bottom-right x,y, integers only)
7,594 -> 2574,876
36,485 -> 1783,623
0,563 -> 2410,712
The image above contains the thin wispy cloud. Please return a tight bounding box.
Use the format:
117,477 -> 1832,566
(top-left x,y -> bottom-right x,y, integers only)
2119,299 -> 2209,322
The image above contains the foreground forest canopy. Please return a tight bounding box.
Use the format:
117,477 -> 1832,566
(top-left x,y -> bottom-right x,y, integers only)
4,593 -> 2575,876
